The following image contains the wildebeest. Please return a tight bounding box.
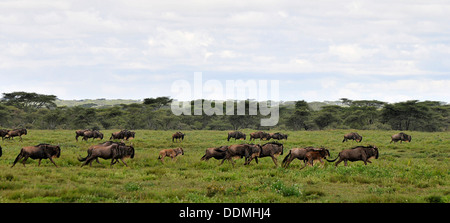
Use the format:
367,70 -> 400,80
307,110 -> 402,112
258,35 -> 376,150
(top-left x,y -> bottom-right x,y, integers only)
75,129 -> 89,141
200,146 -> 228,161
82,130 -> 104,141
390,132 -> 412,143
282,147 -> 328,168
246,142 -> 284,166
220,144 -> 262,167
110,130 -> 136,140
270,132 -> 288,140
342,132 -> 363,142
299,149 -> 331,170
0,145 -> 2,157
249,131 -> 270,141
227,131 -> 246,141
5,128 -> 27,141
0,129 -> 9,141
11,143 -> 61,167
172,132 -> 185,142
326,145 -> 379,167
78,142 -> 135,167
158,147 -> 184,163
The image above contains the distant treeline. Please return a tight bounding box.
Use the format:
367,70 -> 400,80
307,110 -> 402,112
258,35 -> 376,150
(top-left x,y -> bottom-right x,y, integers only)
0,92 -> 448,132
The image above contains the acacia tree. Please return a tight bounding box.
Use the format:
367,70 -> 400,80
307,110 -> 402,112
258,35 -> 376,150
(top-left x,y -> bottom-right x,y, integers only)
1,92 -> 57,110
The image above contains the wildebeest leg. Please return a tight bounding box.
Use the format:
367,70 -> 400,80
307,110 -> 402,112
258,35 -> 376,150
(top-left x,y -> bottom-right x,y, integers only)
38,159 -> 42,166
344,160 -> 348,166
335,158 -> 343,167
21,156 -> 29,167
270,155 -> 278,167
48,157 -> 58,167
120,159 -> 129,167
299,160 -> 308,170
96,158 -> 101,164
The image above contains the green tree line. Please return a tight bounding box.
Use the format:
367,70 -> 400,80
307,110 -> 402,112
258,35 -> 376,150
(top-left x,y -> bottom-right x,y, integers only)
0,92 -> 448,131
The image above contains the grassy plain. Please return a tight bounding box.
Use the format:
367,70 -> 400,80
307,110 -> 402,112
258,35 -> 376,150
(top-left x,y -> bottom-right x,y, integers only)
0,129 -> 448,203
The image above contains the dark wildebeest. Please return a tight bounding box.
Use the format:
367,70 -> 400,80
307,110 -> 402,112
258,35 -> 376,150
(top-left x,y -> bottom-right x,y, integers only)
390,132 -> 412,143
282,147 -> 328,168
342,132 -> 363,142
246,142 -> 284,166
5,128 -> 27,141
158,147 -> 184,163
0,129 -> 9,141
82,130 -> 104,141
200,146 -> 228,161
79,143 -> 135,167
299,149 -> 331,170
326,145 -> 379,167
75,129 -> 90,141
11,143 -> 61,167
172,132 -> 185,142
220,144 -> 262,167
227,131 -> 246,141
0,145 -> 2,157
270,132 -> 288,140
249,131 -> 271,141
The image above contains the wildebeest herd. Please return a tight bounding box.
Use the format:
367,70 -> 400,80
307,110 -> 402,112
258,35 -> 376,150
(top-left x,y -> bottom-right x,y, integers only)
0,129 -> 412,169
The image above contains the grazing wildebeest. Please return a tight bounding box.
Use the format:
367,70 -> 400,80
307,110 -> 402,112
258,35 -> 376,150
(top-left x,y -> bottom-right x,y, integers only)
342,132 -> 363,142
110,130 -> 135,140
158,147 -> 184,163
5,128 -> 27,141
0,129 -> 9,141
75,129 -> 90,141
326,145 -> 379,167
11,143 -> 61,167
390,132 -> 412,143
200,146 -> 228,161
270,132 -> 288,140
79,143 -> 135,167
82,130 -> 104,141
249,131 -> 270,141
172,132 -> 185,142
246,142 -> 284,166
220,144 -> 262,167
299,149 -> 331,170
227,131 -> 246,141
282,147 -> 328,168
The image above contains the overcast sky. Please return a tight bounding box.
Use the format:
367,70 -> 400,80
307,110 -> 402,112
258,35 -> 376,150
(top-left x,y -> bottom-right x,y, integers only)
0,0 -> 449,103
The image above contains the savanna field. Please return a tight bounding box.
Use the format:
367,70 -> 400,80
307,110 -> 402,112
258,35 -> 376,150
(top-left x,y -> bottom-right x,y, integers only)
0,129 -> 448,203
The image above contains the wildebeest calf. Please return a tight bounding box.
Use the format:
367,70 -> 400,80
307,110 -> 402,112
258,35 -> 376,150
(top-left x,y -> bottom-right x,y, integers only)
158,148 -> 184,163
299,149 -> 330,170
11,143 -> 61,167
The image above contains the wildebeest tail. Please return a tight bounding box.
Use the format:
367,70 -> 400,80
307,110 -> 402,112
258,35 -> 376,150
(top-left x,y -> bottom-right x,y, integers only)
78,150 -> 91,162
282,150 -> 291,166
325,153 -> 340,162
11,149 -> 24,167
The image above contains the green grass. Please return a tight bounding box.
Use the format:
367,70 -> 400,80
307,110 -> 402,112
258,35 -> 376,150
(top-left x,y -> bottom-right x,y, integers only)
0,129 -> 448,203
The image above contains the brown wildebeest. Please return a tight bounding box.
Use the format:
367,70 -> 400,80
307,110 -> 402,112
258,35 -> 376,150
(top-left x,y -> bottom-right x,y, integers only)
342,132 -> 362,142
0,129 -> 10,141
326,145 -> 379,167
110,130 -> 135,140
5,128 -> 27,141
282,147 -> 328,168
299,149 -> 331,170
11,143 -> 61,167
390,132 -> 411,143
172,132 -> 185,142
246,142 -> 284,166
270,132 -> 288,140
158,148 -> 184,163
220,144 -> 262,167
79,143 -> 135,167
249,131 -> 270,141
227,131 -> 246,141
75,129 -> 89,141
82,130 -> 104,141
201,146 -> 228,161
78,141 -> 126,166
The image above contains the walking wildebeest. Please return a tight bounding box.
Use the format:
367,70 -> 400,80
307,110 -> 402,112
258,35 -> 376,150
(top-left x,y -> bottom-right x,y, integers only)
220,144 -> 262,167
172,132 -> 185,142
390,132 -> 412,143
158,147 -> 184,163
282,147 -> 328,168
0,129 -> 9,141
79,142 -> 135,167
75,129 -> 90,141
82,130 -> 104,141
5,128 -> 27,141
342,132 -> 363,142
11,143 -> 61,167
246,142 -> 284,166
299,149 -> 331,170
200,146 -> 228,161
227,131 -> 246,141
270,132 -> 288,140
249,131 -> 270,141
326,145 -> 379,167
